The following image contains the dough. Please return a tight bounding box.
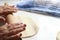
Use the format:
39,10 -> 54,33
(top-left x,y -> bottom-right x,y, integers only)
6,14 -> 20,24
13,12 -> 38,38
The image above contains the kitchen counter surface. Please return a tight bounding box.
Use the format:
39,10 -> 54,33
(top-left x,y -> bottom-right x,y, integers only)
15,11 -> 60,40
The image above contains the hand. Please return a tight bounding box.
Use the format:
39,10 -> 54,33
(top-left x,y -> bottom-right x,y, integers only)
0,3 -> 26,40
0,3 -> 17,16
0,23 -> 26,40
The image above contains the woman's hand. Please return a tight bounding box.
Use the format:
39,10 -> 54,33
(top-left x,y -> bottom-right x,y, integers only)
0,3 -> 17,16
0,23 -> 26,40
0,3 -> 26,40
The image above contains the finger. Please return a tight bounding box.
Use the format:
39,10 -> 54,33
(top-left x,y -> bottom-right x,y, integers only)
0,23 -> 9,37
12,23 -> 26,29
3,9 -> 16,13
8,33 -> 22,38
7,37 -> 22,40
7,23 -> 21,30
0,16 -> 6,26
0,16 -> 5,21
7,28 -> 25,36
20,23 -> 26,28
7,37 -> 21,40
0,7 -> 4,15
7,33 -> 22,40
7,23 -> 26,30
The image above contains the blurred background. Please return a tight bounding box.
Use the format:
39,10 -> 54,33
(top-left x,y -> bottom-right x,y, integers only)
0,0 -> 60,17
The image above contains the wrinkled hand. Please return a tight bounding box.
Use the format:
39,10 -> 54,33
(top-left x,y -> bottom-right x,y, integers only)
0,3 -> 26,40
0,15 -> 26,40
0,23 -> 26,40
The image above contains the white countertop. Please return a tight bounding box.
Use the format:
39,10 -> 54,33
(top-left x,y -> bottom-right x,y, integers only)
16,11 -> 60,40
